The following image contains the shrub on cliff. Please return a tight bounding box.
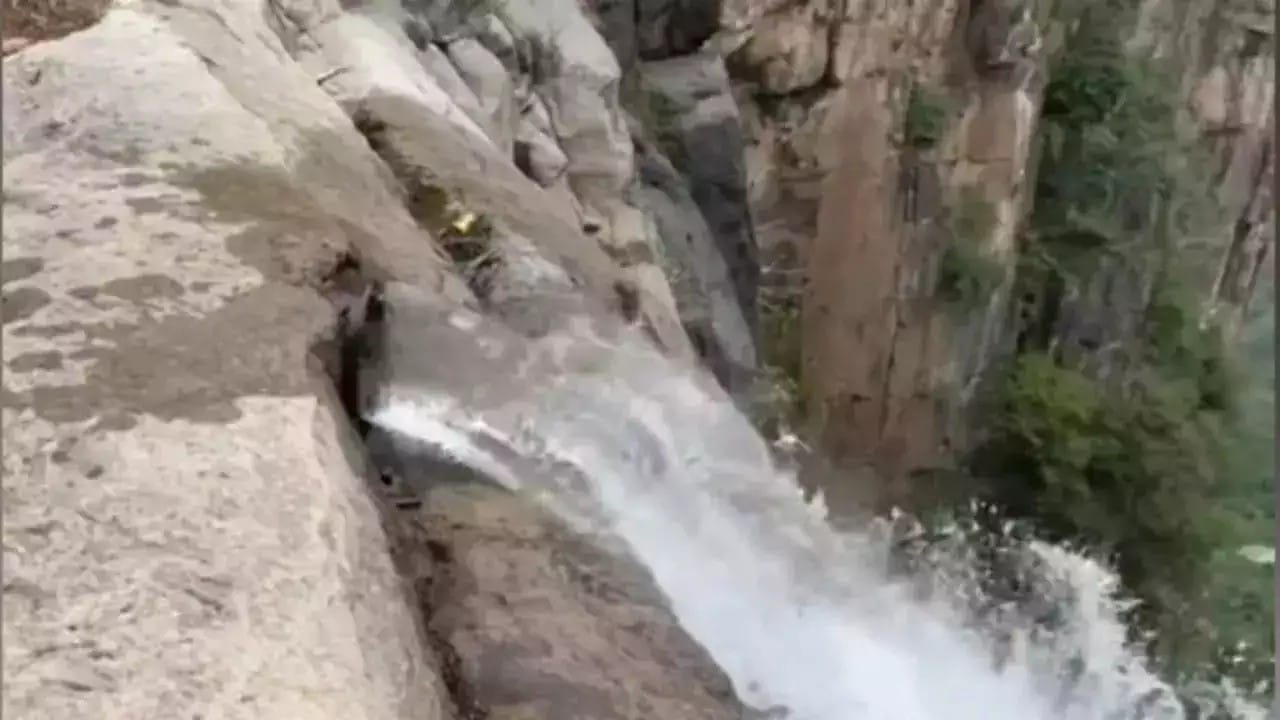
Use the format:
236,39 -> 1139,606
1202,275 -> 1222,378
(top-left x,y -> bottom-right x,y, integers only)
904,83 -> 952,149
967,345 -> 1245,684
975,6 -> 1272,700
937,188 -> 1004,311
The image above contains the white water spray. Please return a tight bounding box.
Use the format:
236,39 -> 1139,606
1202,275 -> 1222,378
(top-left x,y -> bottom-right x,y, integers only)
366,304 -> 1265,720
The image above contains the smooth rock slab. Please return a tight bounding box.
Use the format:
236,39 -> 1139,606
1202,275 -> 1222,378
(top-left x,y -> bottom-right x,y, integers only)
2,2 -> 459,718
389,483 -> 749,720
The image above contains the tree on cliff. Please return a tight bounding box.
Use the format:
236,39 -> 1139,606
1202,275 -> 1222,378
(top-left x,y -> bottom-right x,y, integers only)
965,4 -> 1274,701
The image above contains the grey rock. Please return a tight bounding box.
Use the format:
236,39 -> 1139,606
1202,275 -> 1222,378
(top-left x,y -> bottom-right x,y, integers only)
585,0 -> 719,64
388,483 -> 749,719
636,145 -> 758,396
586,0 -> 640,68
515,94 -> 570,186
726,0 -> 831,94
635,0 -> 720,59
500,0 -> 636,215
470,12 -> 522,76
416,42 -> 493,138
639,52 -> 760,347
447,37 -> 518,154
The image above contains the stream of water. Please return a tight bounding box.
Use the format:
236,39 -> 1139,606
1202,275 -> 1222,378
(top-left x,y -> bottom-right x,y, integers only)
364,300 -> 1268,720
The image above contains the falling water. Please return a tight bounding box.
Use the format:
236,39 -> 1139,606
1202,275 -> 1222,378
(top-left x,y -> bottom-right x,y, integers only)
363,295 -> 1268,720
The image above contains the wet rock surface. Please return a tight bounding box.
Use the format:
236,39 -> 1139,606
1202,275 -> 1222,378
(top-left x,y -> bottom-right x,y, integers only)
387,483 -> 747,720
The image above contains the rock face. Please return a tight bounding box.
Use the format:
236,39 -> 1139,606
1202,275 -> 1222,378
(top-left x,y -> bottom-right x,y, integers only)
631,51 -> 761,395
1131,0 -> 1276,335
2,0 -> 749,717
695,0 -> 1273,505
1,3 -> 464,717
389,483 -> 745,720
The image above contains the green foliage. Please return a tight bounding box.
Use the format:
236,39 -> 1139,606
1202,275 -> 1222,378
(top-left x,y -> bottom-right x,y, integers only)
969,348 -> 1237,668
937,242 -> 1004,310
1196,300 -> 1276,696
904,84 -> 951,149
950,187 -> 998,244
1033,25 -> 1219,264
968,274 -> 1271,694
750,295 -> 805,438
980,11 -> 1272,693
936,189 -> 1004,310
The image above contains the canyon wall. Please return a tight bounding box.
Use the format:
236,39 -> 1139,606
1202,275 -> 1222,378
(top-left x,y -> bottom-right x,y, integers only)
706,0 -> 1274,506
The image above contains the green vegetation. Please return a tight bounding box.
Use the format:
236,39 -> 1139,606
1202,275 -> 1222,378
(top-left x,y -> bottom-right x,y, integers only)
960,6 -> 1273,702
1200,296 -> 1275,696
969,347 -> 1235,661
750,288 -> 805,439
936,188 -> 1004,310
937,243 -> 1004,310
904,83 -> 952,149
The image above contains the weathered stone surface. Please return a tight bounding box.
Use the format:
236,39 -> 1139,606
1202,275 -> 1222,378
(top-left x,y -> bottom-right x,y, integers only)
2,3 -> 463,717
584,0 -> 641,68
638,52 -> 760,349
271,0 -> 689,349
417,41 -> 495,139
583,0 -> 720,67
283,1 -> 497,150
515,94 -> 570,186
501,0 -> 636,215
635,139 -> 757,396
470,13 -> 521,75
637,0 -> 721,60
390,482 -> 747,720
446,37 -> 518,154
726,0 -> 831,94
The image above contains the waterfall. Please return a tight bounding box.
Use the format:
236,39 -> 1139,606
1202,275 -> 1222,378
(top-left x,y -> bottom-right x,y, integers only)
362,296 -> 1267,720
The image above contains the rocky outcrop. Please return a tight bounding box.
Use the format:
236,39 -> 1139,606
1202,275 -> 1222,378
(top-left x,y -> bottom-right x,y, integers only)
1,4 -> 464,716
2,0 -> 750,716
1143,0 -> 1276,334
695,0 -> 1273,505
389,483 -> 745,720
631,51 -> 761,394
717,0 -> 1047,489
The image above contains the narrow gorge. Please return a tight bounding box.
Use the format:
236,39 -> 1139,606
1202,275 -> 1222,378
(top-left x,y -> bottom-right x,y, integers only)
1,0 -> 1273,718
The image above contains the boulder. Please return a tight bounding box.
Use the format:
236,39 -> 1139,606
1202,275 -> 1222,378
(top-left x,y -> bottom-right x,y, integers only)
274,0 -> 690,352
515,94 -> 570,186
500,0 -> 636,216
389,482 -> 748,720
1,3 -> 466,717
446,37 -> 517,154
